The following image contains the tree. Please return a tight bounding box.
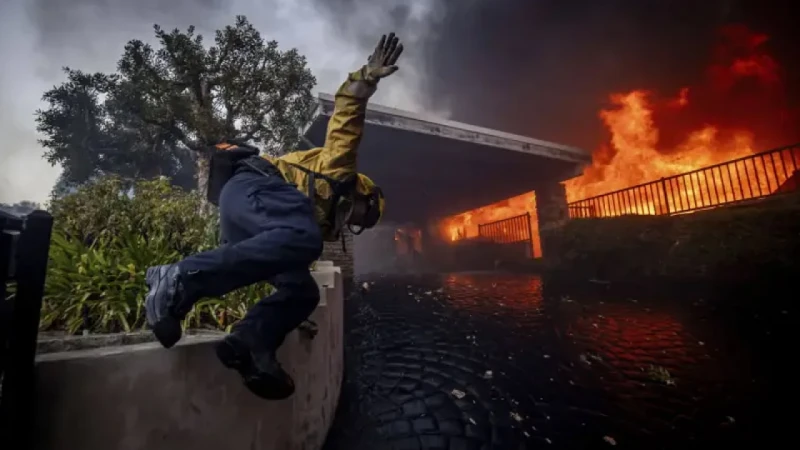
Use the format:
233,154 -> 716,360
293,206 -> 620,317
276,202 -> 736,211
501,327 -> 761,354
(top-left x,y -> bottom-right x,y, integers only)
36,15 -> 317,194
36,69 -> 195,192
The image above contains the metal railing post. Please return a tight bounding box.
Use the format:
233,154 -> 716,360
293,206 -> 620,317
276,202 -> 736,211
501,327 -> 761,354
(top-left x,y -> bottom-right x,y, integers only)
566,143 -> 800,217
660,178 -> 671,215
0,210 -> 54,448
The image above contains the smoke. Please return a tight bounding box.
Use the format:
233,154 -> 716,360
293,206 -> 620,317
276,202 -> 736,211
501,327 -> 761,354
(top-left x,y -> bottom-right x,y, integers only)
0,0 -> 449,204
1,0 -> 796,204
415,0 -> 800,151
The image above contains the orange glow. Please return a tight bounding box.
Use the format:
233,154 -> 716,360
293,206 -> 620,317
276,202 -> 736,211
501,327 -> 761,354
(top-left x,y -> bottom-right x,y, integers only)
438,25 -> 795,247
441,273 -> 543,313
567,303 -> 709,391
565,24 -> 793,208
437,191 -> 542,258
564,89 -> 757,206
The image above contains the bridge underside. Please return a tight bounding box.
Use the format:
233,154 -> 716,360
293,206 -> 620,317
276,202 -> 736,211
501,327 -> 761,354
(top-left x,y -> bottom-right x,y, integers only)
302,94 -> 591,223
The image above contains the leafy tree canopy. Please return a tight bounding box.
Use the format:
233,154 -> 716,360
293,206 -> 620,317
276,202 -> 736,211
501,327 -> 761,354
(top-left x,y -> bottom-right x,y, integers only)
36,15 -> 317,193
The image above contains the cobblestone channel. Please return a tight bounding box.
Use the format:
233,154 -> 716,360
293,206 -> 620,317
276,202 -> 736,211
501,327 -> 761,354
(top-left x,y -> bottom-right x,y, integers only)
323,273 -> 793,450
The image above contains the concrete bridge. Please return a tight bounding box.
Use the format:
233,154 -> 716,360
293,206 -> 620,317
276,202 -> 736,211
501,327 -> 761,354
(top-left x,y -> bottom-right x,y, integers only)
302,93 -> 592,276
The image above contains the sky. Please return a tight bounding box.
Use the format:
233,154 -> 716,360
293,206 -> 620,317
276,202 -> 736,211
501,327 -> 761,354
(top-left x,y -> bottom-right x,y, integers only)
1,0 -> 796,204
0,0 -> 453,204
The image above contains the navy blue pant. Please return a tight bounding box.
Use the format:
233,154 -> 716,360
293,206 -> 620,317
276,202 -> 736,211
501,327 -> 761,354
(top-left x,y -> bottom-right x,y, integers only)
179,169 -> 323,351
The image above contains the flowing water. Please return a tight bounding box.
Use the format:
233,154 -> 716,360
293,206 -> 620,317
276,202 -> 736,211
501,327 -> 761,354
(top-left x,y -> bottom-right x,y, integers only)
323,273 -> 794,450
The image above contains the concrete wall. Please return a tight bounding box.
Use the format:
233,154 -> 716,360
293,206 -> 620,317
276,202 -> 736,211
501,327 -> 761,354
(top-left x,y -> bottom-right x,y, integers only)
34,263 -> 344,450
534,182 -> 568,258
541,193 -> 800,283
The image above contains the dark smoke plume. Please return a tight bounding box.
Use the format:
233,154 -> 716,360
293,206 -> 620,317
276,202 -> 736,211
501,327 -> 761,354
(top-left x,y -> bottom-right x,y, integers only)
313,0 -> 799,151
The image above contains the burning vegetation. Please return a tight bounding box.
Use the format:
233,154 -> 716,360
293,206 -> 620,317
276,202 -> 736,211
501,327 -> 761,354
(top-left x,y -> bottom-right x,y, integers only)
438,24 -> 796,248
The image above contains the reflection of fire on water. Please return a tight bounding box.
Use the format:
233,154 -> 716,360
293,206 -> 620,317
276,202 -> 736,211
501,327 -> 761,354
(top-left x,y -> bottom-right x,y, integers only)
438,24 -> 796,235
441,273 -> 544,314
567,303 -> 710,388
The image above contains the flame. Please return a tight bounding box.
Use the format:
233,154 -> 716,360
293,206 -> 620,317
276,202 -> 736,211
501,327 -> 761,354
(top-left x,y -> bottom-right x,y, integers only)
437,25 -> 795,251
565,24 -> 792,205
438,191 -> 542,258
564,89 -> 757,203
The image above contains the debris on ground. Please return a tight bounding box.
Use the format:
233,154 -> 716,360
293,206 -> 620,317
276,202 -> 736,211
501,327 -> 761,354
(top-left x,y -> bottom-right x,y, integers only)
450,389 -> 466,399
483,370 -> 493,379
647,365 -> 676,385
603,435 -> 617,446
361,282 -> 370,291
510,412 -> 523,422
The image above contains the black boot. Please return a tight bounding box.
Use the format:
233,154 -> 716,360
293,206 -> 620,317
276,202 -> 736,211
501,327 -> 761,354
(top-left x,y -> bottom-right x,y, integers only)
215,330 -> 295,400
144,264 -> 195,349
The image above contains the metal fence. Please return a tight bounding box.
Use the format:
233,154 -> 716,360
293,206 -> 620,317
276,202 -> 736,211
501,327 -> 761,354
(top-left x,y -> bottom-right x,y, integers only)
1,209 -> 54,448
568,143 -> 800,218
478,213 -> 533,244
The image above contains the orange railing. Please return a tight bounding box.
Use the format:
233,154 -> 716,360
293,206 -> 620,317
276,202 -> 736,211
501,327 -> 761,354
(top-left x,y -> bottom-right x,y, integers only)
478,213 -> 533,244
568,143 -> 800,218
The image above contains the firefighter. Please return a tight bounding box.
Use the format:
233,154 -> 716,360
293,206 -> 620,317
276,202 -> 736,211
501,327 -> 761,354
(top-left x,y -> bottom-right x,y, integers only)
143,33 -> 403,400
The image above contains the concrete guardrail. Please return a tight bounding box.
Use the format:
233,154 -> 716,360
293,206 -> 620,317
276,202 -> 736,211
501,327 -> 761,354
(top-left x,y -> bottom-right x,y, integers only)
33,262 -> 344,450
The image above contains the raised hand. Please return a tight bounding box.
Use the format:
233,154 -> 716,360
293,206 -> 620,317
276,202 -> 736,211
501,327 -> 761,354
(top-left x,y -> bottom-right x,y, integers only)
363,32 -> 404,82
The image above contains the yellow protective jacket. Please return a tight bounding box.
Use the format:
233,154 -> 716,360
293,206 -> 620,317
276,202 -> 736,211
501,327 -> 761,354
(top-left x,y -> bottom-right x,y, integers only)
265,69 -> 381,242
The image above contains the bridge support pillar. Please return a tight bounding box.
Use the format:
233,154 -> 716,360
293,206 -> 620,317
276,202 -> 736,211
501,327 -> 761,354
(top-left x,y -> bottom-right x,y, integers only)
535,182 -> 568,258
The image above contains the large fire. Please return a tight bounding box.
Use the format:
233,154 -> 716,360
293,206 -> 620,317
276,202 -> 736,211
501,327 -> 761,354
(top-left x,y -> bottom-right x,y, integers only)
439,24 -> 794,248
439,191 -> 542,257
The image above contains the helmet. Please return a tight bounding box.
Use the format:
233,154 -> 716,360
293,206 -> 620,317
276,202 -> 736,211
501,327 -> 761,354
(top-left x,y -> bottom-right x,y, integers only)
339,173 -> 384,234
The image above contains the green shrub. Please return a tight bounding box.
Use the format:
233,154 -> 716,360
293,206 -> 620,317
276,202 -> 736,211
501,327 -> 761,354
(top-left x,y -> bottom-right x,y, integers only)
41,176 -> 274,334
49,176 -> 212,255
42,231 -> 180,333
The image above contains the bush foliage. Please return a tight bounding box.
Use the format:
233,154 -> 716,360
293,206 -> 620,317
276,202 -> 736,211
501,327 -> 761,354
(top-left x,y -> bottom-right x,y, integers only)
542,193 -> 800,282
41,176 -> 272,334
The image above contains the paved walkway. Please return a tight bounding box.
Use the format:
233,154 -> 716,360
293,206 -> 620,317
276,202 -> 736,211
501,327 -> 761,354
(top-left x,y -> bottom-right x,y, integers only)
323,273 -> 792,449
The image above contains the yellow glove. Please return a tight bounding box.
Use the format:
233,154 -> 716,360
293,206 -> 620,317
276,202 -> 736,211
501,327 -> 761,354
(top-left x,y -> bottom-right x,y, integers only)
345,32 -> 404,99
